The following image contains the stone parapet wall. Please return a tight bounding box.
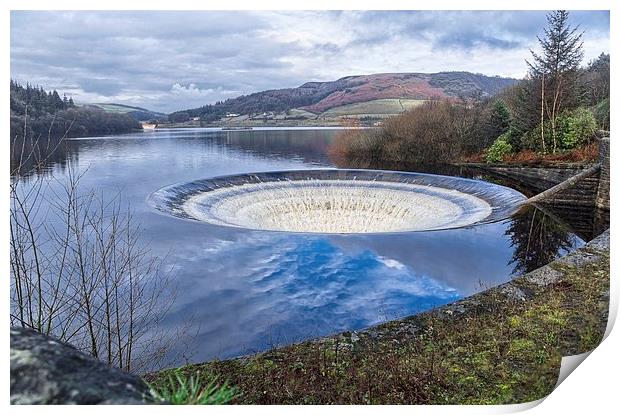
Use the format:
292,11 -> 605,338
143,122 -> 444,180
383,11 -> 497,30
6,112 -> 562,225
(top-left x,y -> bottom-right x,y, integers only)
471,137 -> 610,210
480,165 -> 588,195
596,137 -> 610,210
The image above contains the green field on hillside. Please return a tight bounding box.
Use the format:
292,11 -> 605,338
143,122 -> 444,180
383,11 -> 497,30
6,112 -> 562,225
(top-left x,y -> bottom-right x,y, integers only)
84,103 -> 167,121
91,103 -> 151,114
286,108 -> 317,118
321,99 -> 426,117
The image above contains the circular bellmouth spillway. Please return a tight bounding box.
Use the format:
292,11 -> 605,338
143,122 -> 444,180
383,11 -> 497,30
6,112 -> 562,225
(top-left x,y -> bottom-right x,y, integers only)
148,170 -> 526,234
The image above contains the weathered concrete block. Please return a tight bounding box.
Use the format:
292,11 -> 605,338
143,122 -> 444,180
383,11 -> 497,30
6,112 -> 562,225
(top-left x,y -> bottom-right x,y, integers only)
10,327 -> 155,405
523,266 -> 564,287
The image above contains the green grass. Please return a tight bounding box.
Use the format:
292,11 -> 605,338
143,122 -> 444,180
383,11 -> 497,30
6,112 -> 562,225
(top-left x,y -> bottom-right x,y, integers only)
286,108 -> 317,118
146,249 -> 609,404
93,103 -> 145,113
84,103 -> 165,117
321,99 -> 426,117
148,370 -> 238,404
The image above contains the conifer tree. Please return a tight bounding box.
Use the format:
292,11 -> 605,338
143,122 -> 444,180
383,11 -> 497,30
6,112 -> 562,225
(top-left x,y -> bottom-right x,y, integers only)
526,10 -> 584,153
487,99 -> 511,140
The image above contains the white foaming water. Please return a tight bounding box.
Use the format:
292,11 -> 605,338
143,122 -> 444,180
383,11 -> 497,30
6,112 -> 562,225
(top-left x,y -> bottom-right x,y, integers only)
183,179 -> 493,233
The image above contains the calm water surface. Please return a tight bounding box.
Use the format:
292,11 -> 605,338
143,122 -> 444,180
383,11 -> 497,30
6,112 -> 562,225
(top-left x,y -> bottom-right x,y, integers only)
17,128 -> 586,369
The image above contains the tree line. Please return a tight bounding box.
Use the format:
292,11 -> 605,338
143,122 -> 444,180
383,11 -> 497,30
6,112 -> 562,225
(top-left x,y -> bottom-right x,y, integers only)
11,80 -> 75,116
331,10 -> 609,167
168,90 -> 325,123
10,80 -> 142,142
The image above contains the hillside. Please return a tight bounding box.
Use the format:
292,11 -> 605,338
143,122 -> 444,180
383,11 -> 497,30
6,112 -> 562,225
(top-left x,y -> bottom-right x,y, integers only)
86,103 -> 168,122
170,72 -> 518,124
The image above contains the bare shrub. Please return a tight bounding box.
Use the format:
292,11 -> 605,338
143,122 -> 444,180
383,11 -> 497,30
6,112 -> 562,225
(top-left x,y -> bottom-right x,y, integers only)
10,128 -> 179,373
329,100 -> 482,166
384,101 -> 468,163
329,128 -> 388,167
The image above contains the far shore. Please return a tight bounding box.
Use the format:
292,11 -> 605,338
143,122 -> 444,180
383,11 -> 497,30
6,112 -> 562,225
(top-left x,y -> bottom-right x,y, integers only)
149,119 -> 380,129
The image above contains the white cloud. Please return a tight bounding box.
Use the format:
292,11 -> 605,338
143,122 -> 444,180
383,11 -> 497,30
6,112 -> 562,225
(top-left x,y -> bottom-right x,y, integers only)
377,256 -> 406,270
171,83 -> 216,97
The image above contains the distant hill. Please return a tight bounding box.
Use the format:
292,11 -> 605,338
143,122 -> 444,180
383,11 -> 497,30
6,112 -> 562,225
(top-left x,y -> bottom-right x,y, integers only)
86,103 -> 168,122
170,72 -> 519,123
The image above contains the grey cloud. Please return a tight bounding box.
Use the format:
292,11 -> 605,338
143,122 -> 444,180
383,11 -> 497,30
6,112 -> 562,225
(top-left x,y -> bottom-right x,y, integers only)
346,10 -> 608,51
10,10 -> 610,113
78,78 -> 125,96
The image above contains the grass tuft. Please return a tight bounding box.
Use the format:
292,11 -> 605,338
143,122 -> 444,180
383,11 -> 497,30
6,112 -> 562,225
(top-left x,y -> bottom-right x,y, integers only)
148,370 -> 237,405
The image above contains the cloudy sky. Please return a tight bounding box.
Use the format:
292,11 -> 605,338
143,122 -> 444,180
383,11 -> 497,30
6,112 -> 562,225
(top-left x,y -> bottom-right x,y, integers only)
11,10 -> 610,113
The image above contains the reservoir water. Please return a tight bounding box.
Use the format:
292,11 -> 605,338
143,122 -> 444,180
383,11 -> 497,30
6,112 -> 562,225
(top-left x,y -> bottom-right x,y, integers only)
11,127 -> 586,370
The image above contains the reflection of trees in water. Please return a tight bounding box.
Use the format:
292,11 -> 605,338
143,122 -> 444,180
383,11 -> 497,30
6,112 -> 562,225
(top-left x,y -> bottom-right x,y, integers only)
11,129 -> 338,178
535,204 -> 609,243
505,206 -> 576,275
10,136 -> 76,179
332,158 -> 480,178
215,129 -> 336,164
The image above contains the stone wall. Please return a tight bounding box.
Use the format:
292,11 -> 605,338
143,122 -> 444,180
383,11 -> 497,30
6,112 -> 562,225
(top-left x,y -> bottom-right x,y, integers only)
596,138 -> 610,210
472,137 -> 610,210
537,137 -> 609,210
538,168 -> 601,208
480,165 -> 588,195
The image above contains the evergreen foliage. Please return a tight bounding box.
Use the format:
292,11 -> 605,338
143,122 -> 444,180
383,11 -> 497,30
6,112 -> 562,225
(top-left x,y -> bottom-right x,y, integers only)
555,108 -> 597,149
591,98 -> 609,131
486,135 -> 513,163
486,100 -> 512,142
10,80 -> 141,141
10,79 -> 74,116
525,10 -> 585,153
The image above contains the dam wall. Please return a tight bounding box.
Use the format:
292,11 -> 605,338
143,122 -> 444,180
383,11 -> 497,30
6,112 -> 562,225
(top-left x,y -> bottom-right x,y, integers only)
596,138 -> 610,210
471,137 -> 610,210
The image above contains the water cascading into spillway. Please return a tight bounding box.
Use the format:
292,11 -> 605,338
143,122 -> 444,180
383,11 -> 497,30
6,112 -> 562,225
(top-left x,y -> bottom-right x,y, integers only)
148,170 -> 527,234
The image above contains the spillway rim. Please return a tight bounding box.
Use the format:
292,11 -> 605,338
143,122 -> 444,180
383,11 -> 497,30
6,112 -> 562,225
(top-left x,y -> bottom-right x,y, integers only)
147,168 -> 527,235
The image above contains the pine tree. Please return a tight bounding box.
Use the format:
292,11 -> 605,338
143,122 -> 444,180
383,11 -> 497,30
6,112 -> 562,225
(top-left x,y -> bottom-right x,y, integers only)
51,90 -> 64,111
487,99 -> 511,140
526,10 -> 584,153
